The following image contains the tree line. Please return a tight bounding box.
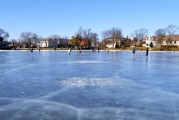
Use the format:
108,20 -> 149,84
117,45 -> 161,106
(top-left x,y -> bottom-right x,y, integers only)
0,24 -> 179,49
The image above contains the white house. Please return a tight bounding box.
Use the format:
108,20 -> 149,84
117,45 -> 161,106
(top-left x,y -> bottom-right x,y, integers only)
106,42 -> 121,48
106,43 -> 113,48
40,38 -> 58,48
105,38 -> 121,48
143,37 -> 158,47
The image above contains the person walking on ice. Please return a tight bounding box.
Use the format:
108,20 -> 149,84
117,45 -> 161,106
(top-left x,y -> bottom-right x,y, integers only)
68,47 -> 72,55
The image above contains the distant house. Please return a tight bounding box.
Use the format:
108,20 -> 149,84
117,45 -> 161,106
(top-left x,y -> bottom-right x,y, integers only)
40,38 -> 58,48
143,37 -> 158,47
105,38 -> 121,48
161,35 -> 179,46
106,43 -> 113,48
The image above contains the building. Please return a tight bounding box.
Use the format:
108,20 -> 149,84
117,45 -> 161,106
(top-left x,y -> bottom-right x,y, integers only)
106,41 -> 121,48
143,37 -> 158,47
104,38 -> 121,48
40,38 -> 58,48
161,35 -> 179,46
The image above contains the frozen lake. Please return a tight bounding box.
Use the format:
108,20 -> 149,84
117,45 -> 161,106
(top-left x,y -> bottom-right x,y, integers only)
0,50 -> 179,120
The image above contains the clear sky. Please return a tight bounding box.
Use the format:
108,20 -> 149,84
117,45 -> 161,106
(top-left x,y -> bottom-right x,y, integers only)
1,0 -> 179,40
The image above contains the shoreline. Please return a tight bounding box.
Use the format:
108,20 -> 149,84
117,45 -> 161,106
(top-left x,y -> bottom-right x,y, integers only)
1,46 -> 179,52
1,49 -> 179,53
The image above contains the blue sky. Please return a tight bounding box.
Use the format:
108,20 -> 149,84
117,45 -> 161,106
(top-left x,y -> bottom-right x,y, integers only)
1,0 -> 179,40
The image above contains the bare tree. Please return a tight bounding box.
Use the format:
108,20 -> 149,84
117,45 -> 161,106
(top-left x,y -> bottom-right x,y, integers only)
102,27 -> 123,48
38,37 -> 44,41
77,26 -> 85,36
131,28 -> 148,41
131,28 -> 148,46
10,39 -> 19,49
72,27 -> 98,49
0,29 -> 9,40
20,32 -> 39,48
165,25 -> 179,44
155,28 -> 166,46
49,34 -> 60,40
165,25 -> 179,36
77,27 -> 91,37
90,33 -> 98,49
83,29 -> 92,38
82,29 -> 98,49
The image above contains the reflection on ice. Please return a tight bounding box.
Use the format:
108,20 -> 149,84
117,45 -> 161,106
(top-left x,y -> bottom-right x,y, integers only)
58,78 -> 135,87
69,61 -> 108,64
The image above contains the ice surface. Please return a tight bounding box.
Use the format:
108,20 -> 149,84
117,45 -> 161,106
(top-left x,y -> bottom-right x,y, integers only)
0,50 -> 179,120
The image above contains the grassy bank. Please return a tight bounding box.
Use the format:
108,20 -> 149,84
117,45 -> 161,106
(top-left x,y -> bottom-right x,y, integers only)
108,46 -> 179,51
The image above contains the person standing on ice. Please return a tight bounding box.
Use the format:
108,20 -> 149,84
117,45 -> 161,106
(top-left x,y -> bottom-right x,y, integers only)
78,47 -> 82,54
132,45 -> 136,58
145,44 -> 149,57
